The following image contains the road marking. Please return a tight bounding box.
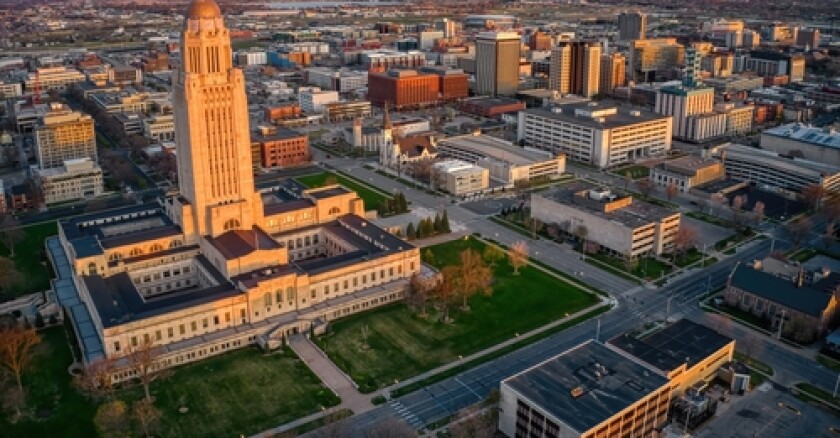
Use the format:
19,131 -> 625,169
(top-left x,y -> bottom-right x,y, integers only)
455,377 -> 482,400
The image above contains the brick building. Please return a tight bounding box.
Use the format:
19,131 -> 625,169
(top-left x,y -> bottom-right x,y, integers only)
264,103 -> 302,123
419,66 -> 469,102
251,126 -> 310,168
368,69 -> 440,109
458,97 -> 526,118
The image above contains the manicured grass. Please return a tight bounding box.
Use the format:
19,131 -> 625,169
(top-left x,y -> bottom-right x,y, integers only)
733,351 -> 774,376
817,354 -> 840,372
716,304 -> 770,330
1,326 -> 98,437
795,383 -> 839,406
789,248 -> 818,262
715,229 -> 755,250
589,252 -> 672,280
668,248 -> 706,268
295,171 -> 391,211
2,326 -> 339,437
318,237 -> 598,393
0,221 -> 58,300
616,165 -> 650,179
489,216 -> 538,239
686,211 -> 731,228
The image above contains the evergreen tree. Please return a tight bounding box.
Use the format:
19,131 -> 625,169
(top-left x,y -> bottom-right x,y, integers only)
421,218 -> 433,237
377,200 -> 388,216
406,222 -> 416,240
441,209 -> 451,233
434,213 -> 442,233
416,221 -> 426,239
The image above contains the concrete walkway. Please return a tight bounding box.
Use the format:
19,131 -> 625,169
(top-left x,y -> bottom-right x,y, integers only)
288,335 -> 374,414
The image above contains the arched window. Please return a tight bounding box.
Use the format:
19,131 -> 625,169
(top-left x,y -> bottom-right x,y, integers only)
328,207 -> 340,215
286,286 -> 296,302
129,247 -> 144,257
108,252 -> 122,262
87,263 -> 97,275
264,292 -> 272,307
149,243 -> 164,252
223,219 -> 241,231
275,290 -> 283,304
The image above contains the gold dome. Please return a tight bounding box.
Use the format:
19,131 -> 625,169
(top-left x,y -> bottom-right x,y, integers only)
186,0 -> 221,19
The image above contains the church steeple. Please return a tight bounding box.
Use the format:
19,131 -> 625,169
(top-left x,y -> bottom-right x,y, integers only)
383,102 -> 392,130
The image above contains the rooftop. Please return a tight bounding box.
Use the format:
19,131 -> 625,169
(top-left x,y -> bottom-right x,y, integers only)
252,126 -> 305,142
207,227 -> 281,260
728,263 -> 837,317
719,143 -> 840,176
523,101 -> 669,130
438,134 -> 555,167
608,319 -> 733,373
656,156 -> 721,176
763,123 -> 840,150
503,340 -> 669,434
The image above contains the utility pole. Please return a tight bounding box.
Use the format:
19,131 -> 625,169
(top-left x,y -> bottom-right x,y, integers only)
776,309 -> 787,340
595,318 -> 601,342
666,295 -> 673,321
834,372 -> 840,398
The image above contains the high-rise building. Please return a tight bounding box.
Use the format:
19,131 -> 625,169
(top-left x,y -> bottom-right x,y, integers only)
797,28 -> 821,48
35,103 -> 96,170
617,12 -> 646,41
435,18 -> 457,38
683,48 -> 702,87
743,30 -> 761,48
599,52 -> 625,94
475,31 -> 521,97
655,85 -> 725,141
367,69 -> 442,109
173,0 -> 264,239
528,31 -> 553,51
628,38 -> 685,83
549,41 -> 601,98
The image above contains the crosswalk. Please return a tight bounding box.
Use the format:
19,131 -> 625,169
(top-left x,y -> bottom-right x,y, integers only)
389,400 -> 425,430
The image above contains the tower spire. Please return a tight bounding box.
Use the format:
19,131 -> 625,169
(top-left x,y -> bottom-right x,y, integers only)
383,102 -> 392,130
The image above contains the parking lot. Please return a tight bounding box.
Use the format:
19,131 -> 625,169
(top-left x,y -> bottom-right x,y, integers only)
695,384 -> 839,438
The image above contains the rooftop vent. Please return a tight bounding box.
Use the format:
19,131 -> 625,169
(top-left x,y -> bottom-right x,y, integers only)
630,110 -> 641,116
571,386 -> 585,398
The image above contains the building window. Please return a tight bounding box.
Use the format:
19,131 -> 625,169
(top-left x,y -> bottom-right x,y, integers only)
191,321 -> 197,332
155,330 -> 161,341
223,218 -> 241,231
179,324 -> 185,335
168,327 -> 174,338
264,292 -> 272,307
203,318 -> 208,328
114,341 -> 120,352
214,316 -> 219,325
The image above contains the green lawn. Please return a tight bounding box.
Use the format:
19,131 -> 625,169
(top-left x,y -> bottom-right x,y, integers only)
295,171 -> 391,211
0,221 -> 58,300
668,248 -> 708,268
616,165 -> 650,179
317,237 -> 598,393
2,326 -> 339,437
589,252 -> 672,280
817,354 -> 840,372
686,211 -> 731,228
789,248 -> 818,262
795,383 -> 838,405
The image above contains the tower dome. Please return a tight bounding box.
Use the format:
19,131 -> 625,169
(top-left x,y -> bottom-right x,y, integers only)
187,0 -> 221,19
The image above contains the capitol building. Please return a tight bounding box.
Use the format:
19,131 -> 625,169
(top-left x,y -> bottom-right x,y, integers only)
50,0 -> 419,379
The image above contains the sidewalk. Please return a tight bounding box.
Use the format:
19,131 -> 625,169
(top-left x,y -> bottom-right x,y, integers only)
288,335 -> 373,413
249,406 -> 343,438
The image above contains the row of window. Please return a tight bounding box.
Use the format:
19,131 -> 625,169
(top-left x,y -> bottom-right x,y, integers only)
114,309 -> 247,353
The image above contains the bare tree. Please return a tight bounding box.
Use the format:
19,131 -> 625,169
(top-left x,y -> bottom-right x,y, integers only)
824,197 -> 840,225
0,214 -> 24,257
458,249 -> 493,310
306,411 -> 351,438
665,182 -> 679,201
407,273 -> 433,317
802,184 -> 827,212
740,332 -> 764,366
785,217 -> 812,250
623,170 -> 632,189
94,400 -> 130,437
706,312 -> 732,334
449,404 -> 499,438
545,223 -> 560,242
431,266 -> 462,323
574,224 -> 589,253
671,226 -> 699,265
731,195 -> 747,228
526,217 -> 543,240
2,383 -> 25,419
75,357 -> 117,400
823,222 -> 836,250
508,241 -> 529,275
0,256 -> 21,294
133,398 -> 162,438
752,201 -> 765,226
636,179 -> 654,198
127,338 -> 165,403
0,324 -> 42,397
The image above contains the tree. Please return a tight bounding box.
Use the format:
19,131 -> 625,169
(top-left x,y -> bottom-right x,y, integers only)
665,182 -> 679,201
433,212 -> 443,233
407,273 -> 432,317
458,249 -> 493,310
324,175 -> 338,186
823,222 -> 836,250
440,209 -> 451,233
366,417 -> 416,438
671,226 -> 698,264
624,171 -> 632,189
636,179 -> 654,198
0,256 -> 21,294
705,312 -> 732,334
75,357 -> 118,401
432,266 -> 462,323
127,338 -> 165,403
730,194 -> 747,228
526,217 -> 543,239
0,324 -> 41,396
94,400 -> 130,438
449,404 -> 499,438
508,241 -> 529,275
785,217 -> 812,249
802,184 -> 827,212
574,224 -> 589,252
545,223 -> 560,242
2,384 -> 25,419
752,201 -> 765,226
824,197 -> 840,225
405,222 -> 416,240
482,245 -> 505,267
133,398 -> 162,438
0,214 -> 24,257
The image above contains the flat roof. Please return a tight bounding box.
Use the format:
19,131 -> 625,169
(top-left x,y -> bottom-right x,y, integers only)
763,123 -> 840,150
438,134 -> 555,166
503,340 -> 669,434
251,127 -> 305,142
538,181 -> 677,228
719,143 -> 840,175
656,156 -> 721,175
522,101 -> 669,130
608,318 -> 733,373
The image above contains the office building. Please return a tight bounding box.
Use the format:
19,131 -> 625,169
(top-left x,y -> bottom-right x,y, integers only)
143,113 -> 175,142
35,157 -> 104,204
618,11 -> 647,41
797,28 -> 821,48
53,0 -> 420,375
703,75 -> 764,95
549,41 -> 601,98
367,69 -> 441,109
431,160 -> 490,195
24,66 -> 86,96
251,126 -> 310,169
599,52 -> 625,95
716,103 -> 754,134
628,38 -> 685,83
499,340 -> 671,438
475,32 -> 521,97
518,101 -> 672,168
743,30 -> 761,48
463,14 -> 518,31
684,48 -> 702,88
760,123 -> 840,166
306,68 -> 368,93
655,85 -> 726,142
418,66 -> 470,102
608,319 -> 735,396
436,133 -> 565,185
361,50 -> 426,70
435,18 -> 457,38
528,31 -> 553,51
745,51 -> 806,83
298,90 -> 339,113
35,103 -> 96,170
716,143 -> 840,195
419,31 -> 444,50
236,50 -> 268,66
323,101 -> 372,122
0,81 -> 22,98
458,97 -> 525,119
650,156 -> 725,193
531,182 -> 681,257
